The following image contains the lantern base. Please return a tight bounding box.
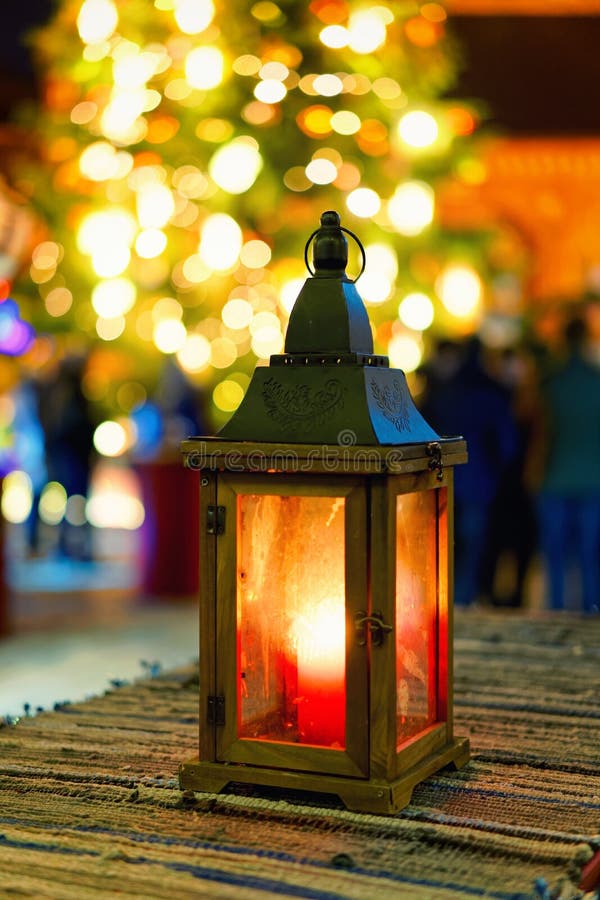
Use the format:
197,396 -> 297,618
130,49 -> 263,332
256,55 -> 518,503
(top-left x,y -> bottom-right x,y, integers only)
179,736 -> 469,815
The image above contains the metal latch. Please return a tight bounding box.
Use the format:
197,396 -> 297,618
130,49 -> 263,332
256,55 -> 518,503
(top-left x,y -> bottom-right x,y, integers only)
207,505 -> 226,535
355,611 -> 393,647
427,441 -> 444,481
207,695 -> 225,726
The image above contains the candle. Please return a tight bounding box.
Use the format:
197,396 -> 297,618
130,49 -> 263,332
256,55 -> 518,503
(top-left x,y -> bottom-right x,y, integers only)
292,596 -> 346,747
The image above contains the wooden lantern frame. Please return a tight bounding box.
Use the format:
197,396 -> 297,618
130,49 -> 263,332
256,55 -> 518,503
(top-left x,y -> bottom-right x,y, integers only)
179,438 -> 470,814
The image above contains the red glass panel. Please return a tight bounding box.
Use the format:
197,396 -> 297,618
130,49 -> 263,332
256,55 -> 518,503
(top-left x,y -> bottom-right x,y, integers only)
237,493 -> 346,748
395,490 -> 438,749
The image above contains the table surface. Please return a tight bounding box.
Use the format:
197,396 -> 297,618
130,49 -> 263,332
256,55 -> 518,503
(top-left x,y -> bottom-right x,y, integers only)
0,610 -> 598,899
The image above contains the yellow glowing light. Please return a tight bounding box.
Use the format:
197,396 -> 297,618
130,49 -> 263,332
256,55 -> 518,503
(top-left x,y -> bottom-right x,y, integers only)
346,187 -> 381,218
240,240 -> 271,269
398,110 -> 439,149
77,0 -> 118,44
1,470 -> 32,524
210,336 -> 238,368
250,311 -> 280,334
313,74 -> 343,97
305,158 -> 337,185
398,292 -> 435,331
96,316 -> 126,341
388,181 -> 435,236
173,166 -> 208,198
79,142 -> 118,180
94,420 -> 128,457
320,25 -> 348,48
176,333 -> 212,373
259,61 -> 289,81
182,254 -> 212,283
213,379 -> 245,413
153,318 -> 187,353
136,183 -> 175,228
71,101 -> 98,125
209,137 -> 263,194
164,78 -> 192,101
222,298 -> 253,330
252,1 -> 282,23
152,296 -> 183,322
436,264 -> 483,318
359,272 -> 392,305
78,209 -> 137,255
32,241 -> 61,269
348,10 -> 387,54
254,80 -> 287,103
284,166 -> 311,191
185,46 -> 224,89
113,52 -> 157,89
135,228 -> 167,258
86,464 -> 144,529
251,327 -> 284,359
91,246 -> 131,278
39,482 -> 67,526
92,278 -> 137,318
372,77 -> 402,101
388,334 -> 423,372
45,287 -> 73,318
174,0 -> 215,33
297,105 -> 332,138
279,277 -> 304,315
365,243 -> 398,281
100,92 -> 146,143
199,214 -> 242,271
330,110 -> 361,135
233,54 -> 261,76
242,100 -> 278,126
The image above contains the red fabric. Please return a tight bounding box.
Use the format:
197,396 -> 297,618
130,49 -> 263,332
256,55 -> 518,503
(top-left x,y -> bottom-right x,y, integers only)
579,848 -> 600,891
136,462 -> 200,597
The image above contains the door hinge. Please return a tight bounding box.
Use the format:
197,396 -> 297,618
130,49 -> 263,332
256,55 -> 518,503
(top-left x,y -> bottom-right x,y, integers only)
207,695 -> 225,726
207,505 -> 226,535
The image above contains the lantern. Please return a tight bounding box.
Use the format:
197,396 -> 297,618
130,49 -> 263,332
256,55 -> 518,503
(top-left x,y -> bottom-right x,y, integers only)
179,212 -> 469,814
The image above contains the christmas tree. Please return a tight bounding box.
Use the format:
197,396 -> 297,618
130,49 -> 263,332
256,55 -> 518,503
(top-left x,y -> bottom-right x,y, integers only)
12,0 -> 482,440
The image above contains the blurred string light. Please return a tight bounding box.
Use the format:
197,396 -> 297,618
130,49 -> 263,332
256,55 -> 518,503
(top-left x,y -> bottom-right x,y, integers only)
397,110 -> 439,149
0,300 -> 35,355
19,0 -> 484,434
398,292 -> 435,331
388,332 -> 422,372
436,263 -> 483,318
1,470 -> 33,523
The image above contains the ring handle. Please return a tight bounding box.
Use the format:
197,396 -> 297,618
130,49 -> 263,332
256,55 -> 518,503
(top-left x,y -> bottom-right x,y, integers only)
304,225 -> 366,283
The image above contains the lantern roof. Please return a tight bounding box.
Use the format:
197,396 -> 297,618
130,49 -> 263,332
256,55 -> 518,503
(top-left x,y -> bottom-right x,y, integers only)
215,211 -> 454,447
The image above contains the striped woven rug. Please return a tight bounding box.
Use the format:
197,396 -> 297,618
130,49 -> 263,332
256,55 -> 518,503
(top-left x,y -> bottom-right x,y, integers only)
0,611 -> 598,899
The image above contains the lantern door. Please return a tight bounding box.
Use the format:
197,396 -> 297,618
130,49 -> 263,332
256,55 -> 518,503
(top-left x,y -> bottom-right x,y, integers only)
370,471 -> 452,782
213,473 -> 369,779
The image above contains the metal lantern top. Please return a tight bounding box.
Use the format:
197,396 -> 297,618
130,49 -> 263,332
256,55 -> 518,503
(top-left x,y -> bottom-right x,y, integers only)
218,211 -> 442,446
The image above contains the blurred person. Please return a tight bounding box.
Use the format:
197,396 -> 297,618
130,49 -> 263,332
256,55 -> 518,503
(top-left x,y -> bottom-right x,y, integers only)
11,378 -> 48,555
420,336 -> 518,607
532,315 -> 600,613
38,353 -> 97,561
478,344 -> 539,608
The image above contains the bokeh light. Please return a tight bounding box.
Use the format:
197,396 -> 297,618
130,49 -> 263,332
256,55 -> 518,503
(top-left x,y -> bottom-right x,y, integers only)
209,137 -> 263,194
199,214 -> 243,271
388,181 -> 435,235
398,292 -> 435,330
397,110 -> 439,149
1,470 -> 33,524
436,264 -> 483,318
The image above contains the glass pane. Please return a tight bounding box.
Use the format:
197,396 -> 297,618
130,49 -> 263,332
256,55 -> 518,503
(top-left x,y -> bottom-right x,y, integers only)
237,493 -> 346,749
395,490 -> 438,749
